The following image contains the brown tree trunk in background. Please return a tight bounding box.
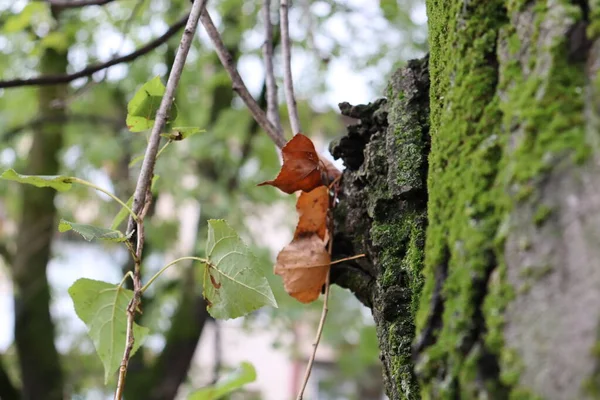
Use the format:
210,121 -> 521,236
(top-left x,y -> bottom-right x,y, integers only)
332,1 -> 600,399
11,45 -> 68,400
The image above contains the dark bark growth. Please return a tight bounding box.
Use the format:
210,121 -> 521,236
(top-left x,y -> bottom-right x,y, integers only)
331,57 -> 430,399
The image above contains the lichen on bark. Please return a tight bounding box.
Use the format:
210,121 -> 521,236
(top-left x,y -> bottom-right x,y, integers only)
330,57 -> 430,399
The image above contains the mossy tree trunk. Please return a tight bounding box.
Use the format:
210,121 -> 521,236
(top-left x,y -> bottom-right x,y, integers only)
331,1 -> 600,399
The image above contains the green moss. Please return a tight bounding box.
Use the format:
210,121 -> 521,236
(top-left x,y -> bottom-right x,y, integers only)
532,205 -> 552,226
419,0 -> 589,398
419,1 -> 508,395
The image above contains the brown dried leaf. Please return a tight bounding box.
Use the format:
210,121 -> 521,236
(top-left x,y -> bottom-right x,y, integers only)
275,234 -> 330,303
295,185 -> 329,241
258,133 -> 323,194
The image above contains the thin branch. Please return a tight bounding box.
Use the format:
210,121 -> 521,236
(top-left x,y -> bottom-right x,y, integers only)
45,0 -> 117,8
200,10 -> 287,149
0,14 -> 189,89
280,0 -> 302,135
262,0 -> 283,133
296,200 -> 336,400
296,263 -> 331,399
115,1 -> 208,398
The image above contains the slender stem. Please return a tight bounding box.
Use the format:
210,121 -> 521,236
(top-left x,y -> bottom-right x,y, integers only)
296,214 -> 335,400
71,178 -> 138,223
262,0 -> 283,134
280,0 -> 302,135
115,1 -> 209,399
155,140 -> 172,159
118,271 -> 134,288
141,256 -> 208,293
292,254 -> 365,270
296,267 -> 331,400
200,10 -> 287,149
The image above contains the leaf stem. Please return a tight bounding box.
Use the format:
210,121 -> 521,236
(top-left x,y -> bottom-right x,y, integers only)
114,1 -> 209,399
71,178 -> 139,223
118,271 -> 134,288
141,256 -> 208,293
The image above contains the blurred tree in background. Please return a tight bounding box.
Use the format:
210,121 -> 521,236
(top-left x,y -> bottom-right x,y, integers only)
0,0 -> 426,399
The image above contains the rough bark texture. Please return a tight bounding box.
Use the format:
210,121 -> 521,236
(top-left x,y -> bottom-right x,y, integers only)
331,57 -> 430,399
332,1 -> 600,399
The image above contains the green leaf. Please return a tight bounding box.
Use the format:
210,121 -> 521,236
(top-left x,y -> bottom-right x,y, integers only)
59,219 -> 132,242
379,0 -> 399,20
4,3 -> 49,33
126,76 -> 177,132
111,196 -> 134,230
68,279 -> 149,384
40,31 -> 69,52
188,362 -> 256,400
203,220 -> 277,319
1,169 -> 73,192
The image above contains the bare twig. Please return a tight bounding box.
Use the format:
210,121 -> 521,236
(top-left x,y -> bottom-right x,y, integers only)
262,0 -> 283,133
296,239 -> 332,400
0,14 -> 189,89
115,1 -> 208,398
200,10 -> 287,149
64,0 -> 147,104
45,0 -> 116,9
280,0 -> 301,135
297,273 -> 329,400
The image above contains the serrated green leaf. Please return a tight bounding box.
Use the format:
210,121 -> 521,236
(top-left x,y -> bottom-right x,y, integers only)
68,278 -> 149,384
188,362 -> 256,400
111,196 -> 134,230
1,169 -> 73,191
59,219 -> 131,242
126,77 -> 177,132
203,220 -> 277,319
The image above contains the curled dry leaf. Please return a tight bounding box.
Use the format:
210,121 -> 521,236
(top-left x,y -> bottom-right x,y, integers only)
295,185 -> 329,241
258,133 -> 323,194
275,234 -> 330,303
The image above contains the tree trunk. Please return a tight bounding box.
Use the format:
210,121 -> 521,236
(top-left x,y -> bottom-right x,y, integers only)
332,1 -> 600,399
12,45 -> 68,399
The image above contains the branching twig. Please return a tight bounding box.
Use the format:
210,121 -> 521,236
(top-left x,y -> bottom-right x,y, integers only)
262,0 -> 283,134
0,14 -> 189,89
114,1 -> 208,398
200,10 -> 287,149
280,0 -> 302,135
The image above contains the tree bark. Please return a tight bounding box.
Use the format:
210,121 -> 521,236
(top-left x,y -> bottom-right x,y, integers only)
332,1 -> 600,399
12,45 -> 68,399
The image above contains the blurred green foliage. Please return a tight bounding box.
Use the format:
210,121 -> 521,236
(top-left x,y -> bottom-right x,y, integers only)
0,0 -> 426,397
